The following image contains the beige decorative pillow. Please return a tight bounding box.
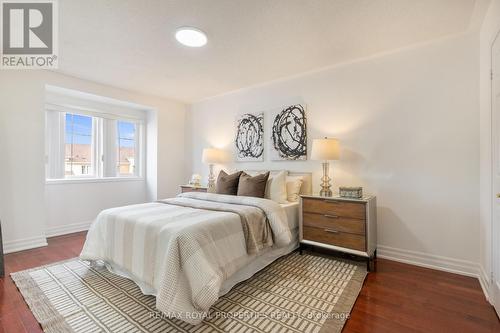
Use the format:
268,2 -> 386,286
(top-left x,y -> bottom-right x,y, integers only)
216,170 -> 242,195
237,172 -> 270,198
286,176 -> 304,202
265,170 -> 288,203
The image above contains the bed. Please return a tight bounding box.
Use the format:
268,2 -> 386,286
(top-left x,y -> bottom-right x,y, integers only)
80,171 -> 311,325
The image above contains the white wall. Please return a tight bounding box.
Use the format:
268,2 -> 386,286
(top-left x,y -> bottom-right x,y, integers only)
45,180 -> 147,237
0,70 -> 187,252
0,72 -> 49,252
188,33 -> 480,274
479,0 -> 500,299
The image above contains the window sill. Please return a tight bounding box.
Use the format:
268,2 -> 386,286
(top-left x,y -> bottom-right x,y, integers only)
45,177 -> 145,185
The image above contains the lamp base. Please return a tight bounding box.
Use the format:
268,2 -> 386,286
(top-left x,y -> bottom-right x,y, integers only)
319,188 -> 333,197
207,183 -> 216,193
207,164 -> 216,193
319,161 -> 333,197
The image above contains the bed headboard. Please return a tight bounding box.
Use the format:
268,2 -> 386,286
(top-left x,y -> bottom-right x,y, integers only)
242,170 -> 312,196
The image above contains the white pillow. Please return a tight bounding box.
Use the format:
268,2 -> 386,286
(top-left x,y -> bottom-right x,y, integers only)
264,170 -> 288,203
286,176 -> 303,202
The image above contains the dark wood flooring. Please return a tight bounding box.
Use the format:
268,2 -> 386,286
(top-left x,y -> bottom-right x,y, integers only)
0,232 -> 498,332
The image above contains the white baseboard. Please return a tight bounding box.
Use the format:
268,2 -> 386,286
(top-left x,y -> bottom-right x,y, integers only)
45,221 -> 92,238
377,245 -> 492,301
378,245 -> 480,277
3,235 -> 48,254
2,221 -> 91,255
478,265 -> 491,303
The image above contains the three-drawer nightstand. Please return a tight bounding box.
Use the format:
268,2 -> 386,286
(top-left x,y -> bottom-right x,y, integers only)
299,194 -> 377,271
180,185 -> 208,193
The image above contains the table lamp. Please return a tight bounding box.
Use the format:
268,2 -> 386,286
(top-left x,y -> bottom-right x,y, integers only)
202,148 -> 223,192
311,138 -> 340,197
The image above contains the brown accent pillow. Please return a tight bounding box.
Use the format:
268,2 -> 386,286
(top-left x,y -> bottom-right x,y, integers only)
216,170 -> 242,195
237,172 -> 270,198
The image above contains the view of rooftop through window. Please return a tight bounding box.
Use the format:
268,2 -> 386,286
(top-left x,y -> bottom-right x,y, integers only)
117,120 -> 136,176
64,114 -> 136,177
65,113 -> 93,176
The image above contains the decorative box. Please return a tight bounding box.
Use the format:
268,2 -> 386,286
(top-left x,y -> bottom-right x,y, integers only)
339,187 -> 363,199
189,174 -> 202,187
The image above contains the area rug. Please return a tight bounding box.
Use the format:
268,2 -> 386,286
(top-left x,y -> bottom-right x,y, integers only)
11,252 -> 366,333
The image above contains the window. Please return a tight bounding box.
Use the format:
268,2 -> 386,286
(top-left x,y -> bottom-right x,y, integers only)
65,114 -> 94,177
117,121 -> 136,177
46,111 -> 144,181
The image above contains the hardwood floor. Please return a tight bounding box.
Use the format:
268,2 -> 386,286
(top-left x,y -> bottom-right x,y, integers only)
0,233 -> 86,333
0,232 -> 499,332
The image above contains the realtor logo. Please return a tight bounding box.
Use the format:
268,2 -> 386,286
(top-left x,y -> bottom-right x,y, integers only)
1,0 -> 58,69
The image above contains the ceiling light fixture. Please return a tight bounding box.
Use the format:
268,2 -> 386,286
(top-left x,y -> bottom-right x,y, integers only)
175,27 -> 207,47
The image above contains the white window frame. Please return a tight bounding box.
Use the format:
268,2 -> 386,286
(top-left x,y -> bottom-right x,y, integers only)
102,118 -> 145,179
45,105 -> 146,184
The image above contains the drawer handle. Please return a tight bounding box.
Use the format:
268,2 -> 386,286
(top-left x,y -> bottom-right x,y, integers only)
324,214 -> 338,219
324,229 -> 339,234
324,200 -> 340,204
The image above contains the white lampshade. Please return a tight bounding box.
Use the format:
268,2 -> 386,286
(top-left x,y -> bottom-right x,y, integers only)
202,148 -> 224,164
311,138 -> 340,161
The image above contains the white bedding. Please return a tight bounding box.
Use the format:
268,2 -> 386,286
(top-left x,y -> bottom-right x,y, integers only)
219,201 -> 299,295
80,193 -> 298,325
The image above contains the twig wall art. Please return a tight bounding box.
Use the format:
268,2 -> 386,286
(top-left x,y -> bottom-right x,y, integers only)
270,104 -> 307,161
235,113 -> 264,161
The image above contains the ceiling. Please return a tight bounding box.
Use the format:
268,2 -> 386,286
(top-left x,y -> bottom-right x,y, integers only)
56,0 -> 477,103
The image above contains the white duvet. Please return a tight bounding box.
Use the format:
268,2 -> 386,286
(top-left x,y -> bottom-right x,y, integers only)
80,192 -> 292,324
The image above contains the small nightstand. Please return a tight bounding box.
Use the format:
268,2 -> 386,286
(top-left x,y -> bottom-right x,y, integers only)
299,194 -> 377,271
180,185 -> 208,193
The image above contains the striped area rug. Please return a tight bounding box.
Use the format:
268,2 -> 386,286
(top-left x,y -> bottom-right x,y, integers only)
11,252 -> 366,333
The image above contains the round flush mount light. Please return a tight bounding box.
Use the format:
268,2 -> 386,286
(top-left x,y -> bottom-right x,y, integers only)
175,27 -> 207,47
